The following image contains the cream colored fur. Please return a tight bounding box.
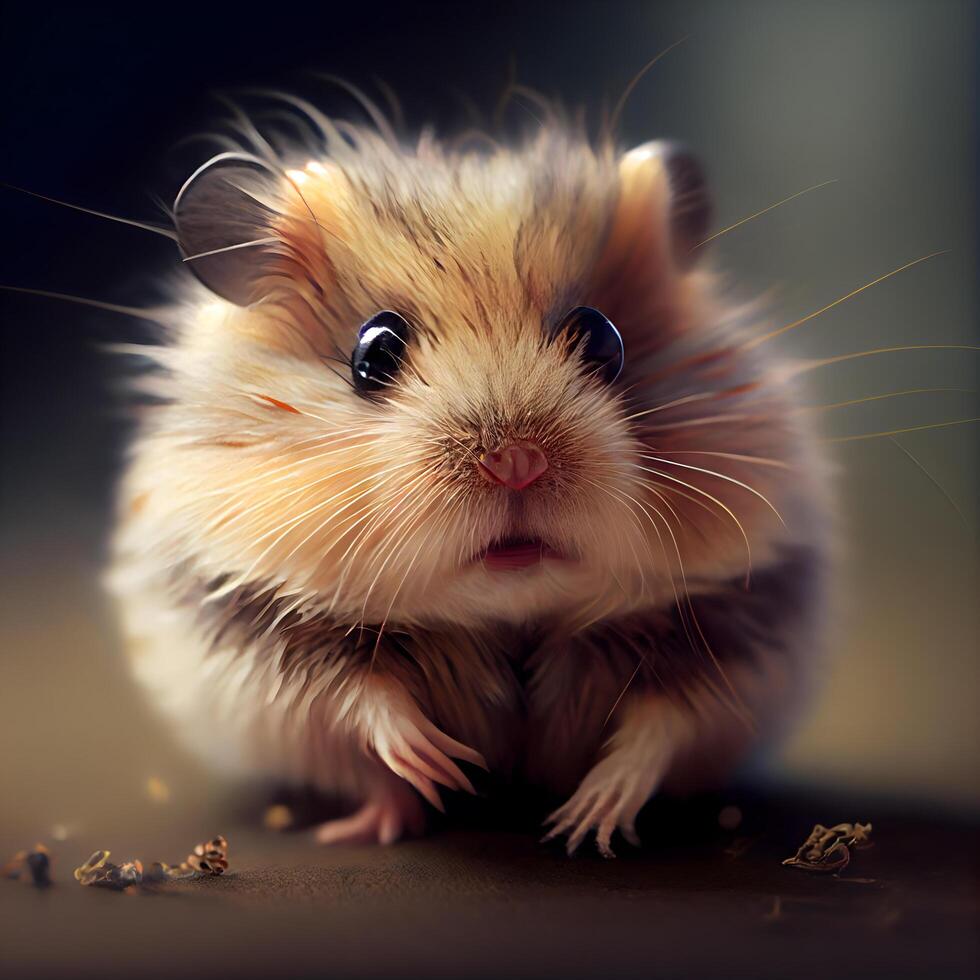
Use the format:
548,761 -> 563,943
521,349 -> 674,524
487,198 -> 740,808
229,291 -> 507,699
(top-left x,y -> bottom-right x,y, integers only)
108,121 -> 830,854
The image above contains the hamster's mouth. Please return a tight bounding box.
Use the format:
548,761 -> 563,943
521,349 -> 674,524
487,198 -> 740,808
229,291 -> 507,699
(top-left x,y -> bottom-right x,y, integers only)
476,536 -> 564,572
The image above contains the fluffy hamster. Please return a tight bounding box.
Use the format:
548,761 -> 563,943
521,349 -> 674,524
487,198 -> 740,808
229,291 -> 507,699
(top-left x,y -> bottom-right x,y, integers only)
108,109 -> 830,856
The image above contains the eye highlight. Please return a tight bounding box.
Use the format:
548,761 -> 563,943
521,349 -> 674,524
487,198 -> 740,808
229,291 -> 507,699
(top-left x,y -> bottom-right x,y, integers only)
553,306 -> 624,384
351,311 -> 410,393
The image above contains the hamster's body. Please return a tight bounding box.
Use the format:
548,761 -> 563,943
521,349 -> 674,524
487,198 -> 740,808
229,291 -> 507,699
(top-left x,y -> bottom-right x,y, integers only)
109,119 -> 830,855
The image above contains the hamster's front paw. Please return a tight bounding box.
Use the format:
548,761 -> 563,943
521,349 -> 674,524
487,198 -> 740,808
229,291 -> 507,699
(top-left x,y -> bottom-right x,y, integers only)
369,693 -> 488,811
316,780 -> 426,846
542,751 -> 660,858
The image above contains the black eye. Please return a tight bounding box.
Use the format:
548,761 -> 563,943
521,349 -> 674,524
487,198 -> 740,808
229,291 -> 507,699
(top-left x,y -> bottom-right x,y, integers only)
553,306 -> 624,384
351,311 -> 410,393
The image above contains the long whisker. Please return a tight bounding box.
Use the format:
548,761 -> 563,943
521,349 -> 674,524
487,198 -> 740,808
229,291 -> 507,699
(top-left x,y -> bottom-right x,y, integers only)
578,476 -> 655,604
356,474 -> 452,632
1,182 -> 177,240
182,237 -> 279,262
783,344 -> 980,379
620,392 -> 718,424
742,251 -> 948,351
327,467 -> 447,609
639,453 -> 785,525
804,386 -> 976,412
194,429 -> 393,501
888,436 -> 969,527
249,456 -> 425,552
602,658 -> 645,730
371,485 -> 468,655
694,179 -> 838,249
637,412 -> 759,432
823,418 -> 978,443
0,285 -> 173,324
607,36 -> 690,134
618,477 -> 755,727
209,458 -> 427,595
649,450 -> 790,469
640,476 -> 730,536
201,431 -> 399,506
207,449 -> 420,537
634,464 -> 754,577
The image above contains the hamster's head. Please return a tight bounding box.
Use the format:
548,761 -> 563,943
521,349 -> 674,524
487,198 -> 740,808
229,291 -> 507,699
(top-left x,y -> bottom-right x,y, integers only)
148,125 -> 808,628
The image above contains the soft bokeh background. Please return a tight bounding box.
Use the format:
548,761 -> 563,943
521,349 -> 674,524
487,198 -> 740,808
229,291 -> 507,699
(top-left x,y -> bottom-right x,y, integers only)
1,0 -> 977,857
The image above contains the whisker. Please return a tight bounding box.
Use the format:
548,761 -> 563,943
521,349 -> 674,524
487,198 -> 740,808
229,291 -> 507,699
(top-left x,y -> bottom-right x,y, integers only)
634,464 -> 754,577
602,658 -> 645,730
742,251 -> 948,351
195,428 -> 393,500
637,412 -> 758,432
620,392 -> 718,424
648,450 -> 790,469
356,474 -> 453,632
639,454 -> 785,526
888,436 -> 969,527
1,181 -> 177,240
579,476 -> 653,598
207,449 -> 420,536
0,285 -> 173,324
618,477 -> 755,727
694,178 -> 838,249
783,344 -> 980,379
209,458 -> 428,594
607,36 -> 690,134
371,485 -> 468,653
804,386 -> 976,413
641,477 -> 730,537
823,418 -> 978,443
182,237 -> 279,262
326,468 -> 448,609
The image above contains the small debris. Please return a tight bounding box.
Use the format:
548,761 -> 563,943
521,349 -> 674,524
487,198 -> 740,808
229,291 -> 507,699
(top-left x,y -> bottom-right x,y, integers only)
185,836 -> 229,876
263,804 -> 294,832
783,821 -> 873,874
74,836 -> 229,890
2,843 -> 52,888
73,851 -> 143,890
50,824 -> 71,842
763,895 -> 783,921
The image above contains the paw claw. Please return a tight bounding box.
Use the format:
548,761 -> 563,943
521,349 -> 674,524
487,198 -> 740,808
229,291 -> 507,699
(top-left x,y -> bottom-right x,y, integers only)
372,698 -> 484,809
541,751 -> 661,858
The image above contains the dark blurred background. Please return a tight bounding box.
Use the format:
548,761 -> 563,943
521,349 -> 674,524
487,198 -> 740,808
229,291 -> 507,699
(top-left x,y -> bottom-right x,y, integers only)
1,0 -> 977,851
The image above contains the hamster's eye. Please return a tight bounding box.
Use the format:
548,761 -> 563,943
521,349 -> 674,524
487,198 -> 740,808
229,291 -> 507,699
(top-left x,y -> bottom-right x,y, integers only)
553,306 -> 624,384
351,311 -> 410,394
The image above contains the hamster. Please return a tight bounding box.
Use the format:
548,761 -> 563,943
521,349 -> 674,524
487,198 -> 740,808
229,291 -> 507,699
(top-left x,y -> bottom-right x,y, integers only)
107,106 -> 830,857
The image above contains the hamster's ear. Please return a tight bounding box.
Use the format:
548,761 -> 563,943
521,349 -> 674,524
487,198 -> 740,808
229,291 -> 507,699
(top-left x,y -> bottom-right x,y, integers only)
174,153 -> 285,306
599,141 -> 711,277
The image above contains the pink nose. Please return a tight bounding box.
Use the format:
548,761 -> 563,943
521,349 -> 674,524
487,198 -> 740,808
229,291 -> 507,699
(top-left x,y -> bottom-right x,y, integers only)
478,441 -> 549,490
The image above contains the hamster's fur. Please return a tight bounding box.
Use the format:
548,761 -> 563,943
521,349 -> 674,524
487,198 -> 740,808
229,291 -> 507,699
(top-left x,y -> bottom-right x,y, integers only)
108,116 -> 830,855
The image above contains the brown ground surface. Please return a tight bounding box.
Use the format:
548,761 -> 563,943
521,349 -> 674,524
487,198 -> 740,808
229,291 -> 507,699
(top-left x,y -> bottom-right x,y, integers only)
1,783 -> 976,980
